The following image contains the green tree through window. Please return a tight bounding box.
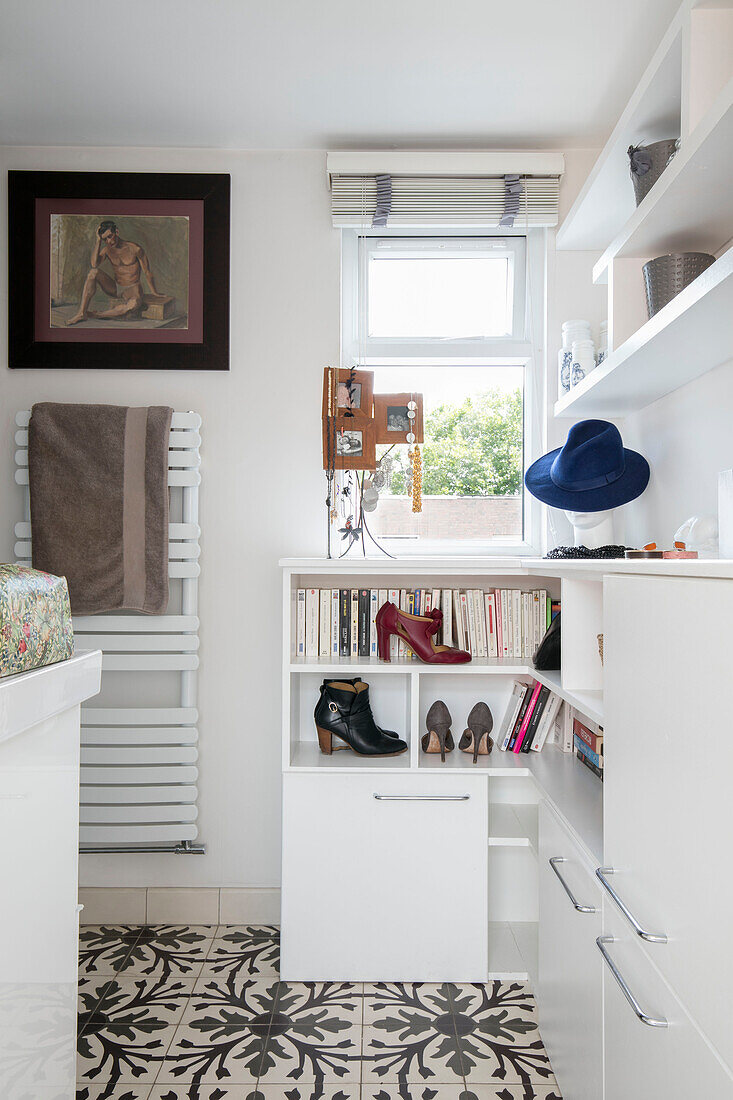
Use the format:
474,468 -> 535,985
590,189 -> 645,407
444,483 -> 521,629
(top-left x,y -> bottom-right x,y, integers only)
386,388 -> 523,497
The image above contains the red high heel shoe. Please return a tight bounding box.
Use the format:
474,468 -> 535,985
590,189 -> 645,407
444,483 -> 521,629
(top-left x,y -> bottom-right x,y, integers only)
376,601 -> 471,664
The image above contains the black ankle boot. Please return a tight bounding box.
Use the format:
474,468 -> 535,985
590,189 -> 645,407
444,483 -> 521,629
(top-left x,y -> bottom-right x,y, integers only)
320,678 -> 400,740
314,681 -> 408,757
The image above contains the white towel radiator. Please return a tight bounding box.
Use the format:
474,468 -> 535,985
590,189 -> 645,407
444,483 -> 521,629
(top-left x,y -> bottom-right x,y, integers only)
14,410 -> 204,854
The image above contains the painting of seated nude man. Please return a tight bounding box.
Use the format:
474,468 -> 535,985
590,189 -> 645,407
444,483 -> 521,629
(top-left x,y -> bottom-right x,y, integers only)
50,213 -> 189,330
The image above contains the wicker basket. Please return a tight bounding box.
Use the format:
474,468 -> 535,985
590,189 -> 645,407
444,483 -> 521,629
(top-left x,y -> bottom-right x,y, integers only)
643,253 -> 715,318
628,139 -> 679,205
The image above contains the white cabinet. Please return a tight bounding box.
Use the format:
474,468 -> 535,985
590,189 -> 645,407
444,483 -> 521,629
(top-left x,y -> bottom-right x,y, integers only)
604,576 -> 733,1074
281,771 -> 488,981
0,651 -> 101,1100
601,905 -> 733,1100
537,800 -> 603,1100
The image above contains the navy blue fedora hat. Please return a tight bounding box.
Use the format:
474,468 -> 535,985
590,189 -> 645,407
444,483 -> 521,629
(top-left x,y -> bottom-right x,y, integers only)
524,419 -> 650,511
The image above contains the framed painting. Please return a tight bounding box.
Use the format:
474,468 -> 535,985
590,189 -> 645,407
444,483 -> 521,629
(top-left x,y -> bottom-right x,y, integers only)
322,418 -> 376,471
373,393 -> 424,444
8,170 -> 230,370
321,367 -> 374,422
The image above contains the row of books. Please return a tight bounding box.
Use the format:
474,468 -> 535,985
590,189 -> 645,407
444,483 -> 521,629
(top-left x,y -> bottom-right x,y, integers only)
573,715 -> 604,781
495,682 -> 604,775
496,678 -> 563,754
295,587 -> 559,661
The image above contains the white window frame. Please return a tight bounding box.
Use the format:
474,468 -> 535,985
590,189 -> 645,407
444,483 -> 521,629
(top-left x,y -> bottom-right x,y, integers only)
340,227 -> 547,557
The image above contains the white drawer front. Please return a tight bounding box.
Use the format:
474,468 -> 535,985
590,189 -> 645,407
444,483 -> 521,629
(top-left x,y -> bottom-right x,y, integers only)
281,771 -> 488,981
537,801 -> 603,1100
602,905 -> 733,1100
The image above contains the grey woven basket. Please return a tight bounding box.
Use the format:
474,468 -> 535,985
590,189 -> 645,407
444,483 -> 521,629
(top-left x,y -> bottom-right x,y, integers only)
643,253 -> 715,318
628,139 -> 679,205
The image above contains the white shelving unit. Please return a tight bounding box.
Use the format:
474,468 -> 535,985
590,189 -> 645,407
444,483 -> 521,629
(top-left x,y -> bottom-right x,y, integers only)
280,558 -> 607,979
555,0 -> 733,420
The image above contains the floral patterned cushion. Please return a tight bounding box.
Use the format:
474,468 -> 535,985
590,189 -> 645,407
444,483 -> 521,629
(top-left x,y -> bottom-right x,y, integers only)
0,563 -> 74,677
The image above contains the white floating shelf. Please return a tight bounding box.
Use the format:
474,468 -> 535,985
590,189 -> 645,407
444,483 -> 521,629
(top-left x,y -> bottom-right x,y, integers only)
557,15 -> 683,251
556,245 -> 733,417
532,669 -> 604,728
593,75 -> 733,283
289,656 -> 531,675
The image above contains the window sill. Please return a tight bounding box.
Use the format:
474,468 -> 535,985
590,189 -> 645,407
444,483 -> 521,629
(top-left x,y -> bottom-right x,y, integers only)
373,539 -> 540,558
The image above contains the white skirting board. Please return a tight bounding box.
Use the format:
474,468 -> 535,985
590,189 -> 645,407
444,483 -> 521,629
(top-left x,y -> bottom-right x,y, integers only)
78,886 -> 282,925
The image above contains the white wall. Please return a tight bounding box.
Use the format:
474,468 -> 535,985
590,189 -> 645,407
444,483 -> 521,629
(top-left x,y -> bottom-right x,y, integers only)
0,146 -> 339,891
623,358 -> 733,547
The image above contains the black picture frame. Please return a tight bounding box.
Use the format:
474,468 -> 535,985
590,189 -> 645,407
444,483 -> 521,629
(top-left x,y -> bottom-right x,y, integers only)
8,170 -> 230,370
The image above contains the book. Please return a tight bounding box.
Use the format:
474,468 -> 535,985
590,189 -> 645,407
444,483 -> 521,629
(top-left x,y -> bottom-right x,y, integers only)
399,589 -> 408,657
497,594 -> 508,651
331,588 -> 340,657
414,588 -> 421,616
513,590 -> 522,659
350,589 -> 359,657
370,590 -> 380,657
460,591 -> 470,654
576,748 -> 603,780
318,589 -> 331,657
496,590 -> 504,658
423,589 -> 432,616
574,735 -> 603,769
358,588 -> 370,657
513,681 -> 542,753
388,588 -> 400,659
442,589 -> 453,646
507,684 -> 535,751
573,716 -> 603,753
522,592 -> 530,657
296,589 -> 306,657
452,589 -> 462,649
497,679 -> 528,750
561,704 -> 574,752
521,684 -> 550,752
474,590 -> 487,658
466,590 -> 477,655
305,588 -> 319,657
339,589 -> 350,657
485,591 -> 497,658
531,690 -> 563,752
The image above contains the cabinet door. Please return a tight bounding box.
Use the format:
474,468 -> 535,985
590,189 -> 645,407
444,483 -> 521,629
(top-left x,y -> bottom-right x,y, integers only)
602,905 -> 733,1099
604,576 -> 733,1072
281,771 -> 488,981
537,801 -> 603,1100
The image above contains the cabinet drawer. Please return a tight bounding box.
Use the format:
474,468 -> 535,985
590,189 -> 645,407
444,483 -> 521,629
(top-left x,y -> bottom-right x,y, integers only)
602,905 -> 733,1100
281,771 -> 488,981
538,801 -> 603,1100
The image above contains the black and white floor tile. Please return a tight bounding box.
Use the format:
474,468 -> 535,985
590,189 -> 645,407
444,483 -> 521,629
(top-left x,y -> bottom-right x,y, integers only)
77,926 -> 561,1099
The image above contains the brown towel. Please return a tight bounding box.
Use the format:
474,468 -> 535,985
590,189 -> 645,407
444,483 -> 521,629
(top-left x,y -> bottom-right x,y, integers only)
28,402 -> 173,615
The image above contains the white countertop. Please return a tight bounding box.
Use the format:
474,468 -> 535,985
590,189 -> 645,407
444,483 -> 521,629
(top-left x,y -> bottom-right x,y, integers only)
0,650 -> 102,747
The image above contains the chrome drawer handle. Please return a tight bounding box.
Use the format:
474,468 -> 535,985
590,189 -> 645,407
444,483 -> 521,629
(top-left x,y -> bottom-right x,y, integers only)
549,857 -> 597,913
596,867 -> 667,943
373,794 -> 470,801
596,936 -> 667,1028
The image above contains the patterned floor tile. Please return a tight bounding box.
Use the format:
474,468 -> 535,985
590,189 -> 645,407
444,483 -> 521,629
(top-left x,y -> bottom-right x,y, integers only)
363,984 -> 452,1026
200,926 -> 280,980
457,1088 -> 562,1099
116,927 -> 216,980
157,1024 -> 270,1084
77,977 -> 195,1083
180,977 -> 283,1029
447,983 -> 553,1085
149,1088 -> 359,1100
361,983 -> 465,1084
77,1084 -> 153,1099
361,1089 -> 469,1100
251,982 -> 362,1085
79,926 -> 143,976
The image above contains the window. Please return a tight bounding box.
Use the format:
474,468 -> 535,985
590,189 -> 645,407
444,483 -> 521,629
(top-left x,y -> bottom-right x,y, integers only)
341,232 -> 542,554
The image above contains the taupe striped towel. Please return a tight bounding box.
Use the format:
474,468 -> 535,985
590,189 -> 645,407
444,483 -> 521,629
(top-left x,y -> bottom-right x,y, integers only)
28,402 -> 173,615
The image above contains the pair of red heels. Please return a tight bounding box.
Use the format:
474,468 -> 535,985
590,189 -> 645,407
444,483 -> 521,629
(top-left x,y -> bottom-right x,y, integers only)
375,600 -> 471,665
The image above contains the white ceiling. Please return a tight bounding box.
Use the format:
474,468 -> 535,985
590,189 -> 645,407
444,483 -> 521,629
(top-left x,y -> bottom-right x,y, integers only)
0,0 -> 681,150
